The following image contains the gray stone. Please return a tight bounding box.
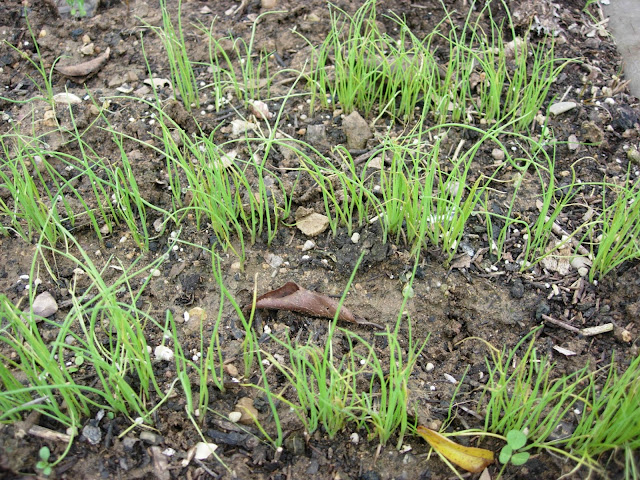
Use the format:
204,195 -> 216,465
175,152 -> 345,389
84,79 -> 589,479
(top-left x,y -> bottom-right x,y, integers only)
549,102 -> 577,116
342,111 -> 372,149
32,291 -> 58,318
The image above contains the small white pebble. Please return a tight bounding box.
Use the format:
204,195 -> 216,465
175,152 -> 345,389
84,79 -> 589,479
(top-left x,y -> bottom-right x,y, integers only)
430,385 -> 436,391
19,274 -> 29,281
351,232 -> 360,244
426,362 -> 435,372
154,345 -> 174,361
350,432 -> 360,444
229,411 -> 242,423
443,373 -> 457,384
302,240 -> 315,251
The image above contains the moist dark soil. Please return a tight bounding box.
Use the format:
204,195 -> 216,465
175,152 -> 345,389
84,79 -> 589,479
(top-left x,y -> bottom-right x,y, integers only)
1,0 -> 639,479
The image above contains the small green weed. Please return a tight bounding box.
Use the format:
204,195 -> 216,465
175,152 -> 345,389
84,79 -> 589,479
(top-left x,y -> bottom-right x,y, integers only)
499,429 -> 530,466
36,446 -> 53,476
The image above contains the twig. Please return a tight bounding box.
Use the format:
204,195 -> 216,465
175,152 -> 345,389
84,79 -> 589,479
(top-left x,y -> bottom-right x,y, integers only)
542,314 -> 580,333
580,323 -> 613,337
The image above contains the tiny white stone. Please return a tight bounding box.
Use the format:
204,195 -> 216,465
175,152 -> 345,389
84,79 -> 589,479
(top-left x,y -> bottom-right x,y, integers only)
443,373 -> 457,384
162,448 -> 176,457
154,345 -> 174,361
549,101 -> 577,116
350,432 -> 360,444
351,232 -> 360,244
194,442 -> 218,460
426,362 -> 435,372
229,411 -> 242,423
302,240 -> 316,251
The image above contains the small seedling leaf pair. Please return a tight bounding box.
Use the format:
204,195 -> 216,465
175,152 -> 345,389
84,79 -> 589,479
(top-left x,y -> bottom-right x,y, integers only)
499,430 -> 530,466
417,426 -> 494,473
36,446 -> 53,476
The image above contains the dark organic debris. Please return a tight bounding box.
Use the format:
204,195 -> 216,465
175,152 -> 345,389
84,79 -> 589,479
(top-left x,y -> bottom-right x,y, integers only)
246,282 -> 383,329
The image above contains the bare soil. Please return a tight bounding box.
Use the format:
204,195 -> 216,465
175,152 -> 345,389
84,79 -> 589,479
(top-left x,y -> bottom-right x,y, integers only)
0,0 -> 639,479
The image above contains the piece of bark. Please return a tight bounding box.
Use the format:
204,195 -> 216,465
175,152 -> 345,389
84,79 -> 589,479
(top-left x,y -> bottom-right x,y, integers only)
246,282 -> 382,329
55,48 -> 110,82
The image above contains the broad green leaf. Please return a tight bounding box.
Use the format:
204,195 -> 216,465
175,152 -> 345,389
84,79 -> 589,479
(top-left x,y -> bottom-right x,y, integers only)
511,451 -> 530,466
506,429 -> 527,450
499,445 -> 513,464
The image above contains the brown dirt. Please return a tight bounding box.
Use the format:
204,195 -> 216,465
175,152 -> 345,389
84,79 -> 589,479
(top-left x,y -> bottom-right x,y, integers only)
0,0 -> 639,479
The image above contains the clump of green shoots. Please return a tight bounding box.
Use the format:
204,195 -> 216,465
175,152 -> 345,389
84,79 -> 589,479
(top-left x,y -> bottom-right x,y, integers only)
155,0 -> 200,110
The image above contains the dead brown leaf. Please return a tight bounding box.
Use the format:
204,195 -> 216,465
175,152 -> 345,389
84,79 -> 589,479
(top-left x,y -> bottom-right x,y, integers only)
246,282 -> 382,329
55,48 -> 110,82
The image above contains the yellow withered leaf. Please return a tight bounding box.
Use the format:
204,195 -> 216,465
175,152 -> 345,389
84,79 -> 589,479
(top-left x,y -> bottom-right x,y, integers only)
417,426 -> 494,473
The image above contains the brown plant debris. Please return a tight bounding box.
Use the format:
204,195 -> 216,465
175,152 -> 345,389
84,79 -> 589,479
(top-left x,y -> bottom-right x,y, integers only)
246,282 -> 383,329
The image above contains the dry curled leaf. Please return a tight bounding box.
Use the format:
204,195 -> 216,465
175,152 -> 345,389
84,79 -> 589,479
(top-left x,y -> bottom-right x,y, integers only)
246,282 -> 382,329
55,48 -> 110,82
417,426 -> 494,473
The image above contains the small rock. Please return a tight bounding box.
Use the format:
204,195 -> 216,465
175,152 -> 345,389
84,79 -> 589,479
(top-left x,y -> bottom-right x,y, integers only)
43,110 -> 57,127
265,253 -> 284,269
425,362 -> 435,372
367,156 -> 382,169
627,148 -> 640,164
342,111 -> 372,149
510,278 -> 525,299
261,0 -> 277,7
53,92 -> 82,105
194,442 -> 218,460
230,119 -> 257,137
184,307 -> 206,334
82,424 -> 101,445
443,373 -> 457,384
567,134 -> 579,151
236,397 -> 258,425
32,291 -> 58,318
491,148 -> 505,161
350,432 -> 360,444
249,100 -> 272,120
351,232 -> 360,244
302,240 -> 316,251
140,431 -> 162,444
295,207 -> 329,237
614,327 -> 632,343
80,42 -> 95,56
549,101 -> 577,116
581,121 -> 604,144
228,411 -> 242,423
306,124 -> 328,147
225,363 -> 239,377
154,345 -> 174,362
